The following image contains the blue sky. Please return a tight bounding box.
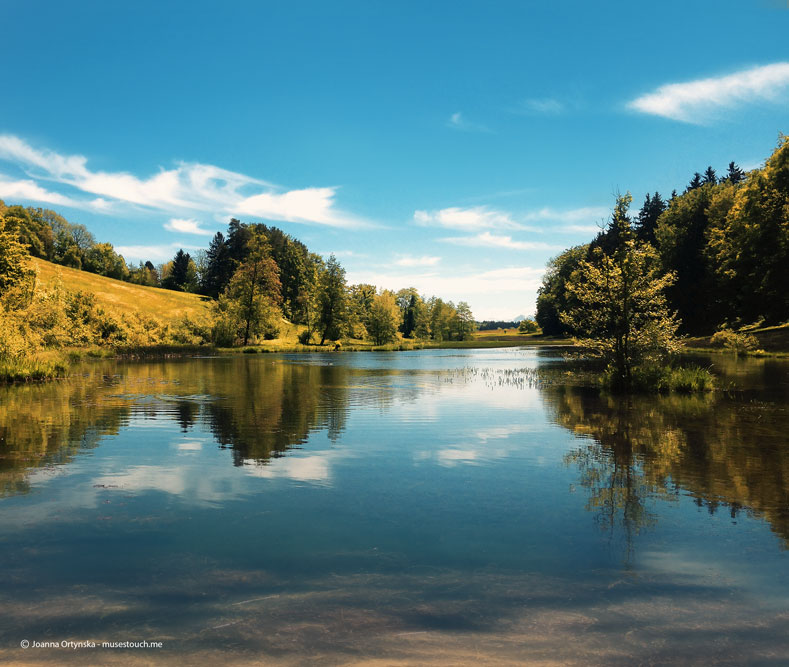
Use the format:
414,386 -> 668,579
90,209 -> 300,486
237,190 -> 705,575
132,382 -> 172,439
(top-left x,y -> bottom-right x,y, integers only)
1,0 -> 788,319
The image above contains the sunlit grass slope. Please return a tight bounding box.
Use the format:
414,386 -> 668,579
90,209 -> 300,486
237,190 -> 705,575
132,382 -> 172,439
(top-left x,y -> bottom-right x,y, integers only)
684,322 -> 789,354
32,258 -> 211,322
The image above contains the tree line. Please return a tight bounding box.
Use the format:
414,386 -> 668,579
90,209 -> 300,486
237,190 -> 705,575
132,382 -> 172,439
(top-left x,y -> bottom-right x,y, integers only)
537,136 -> 789,340
0,204 -> 476,348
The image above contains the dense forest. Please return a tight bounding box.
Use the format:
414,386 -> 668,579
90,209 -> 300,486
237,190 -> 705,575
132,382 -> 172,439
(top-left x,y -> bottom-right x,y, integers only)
536,136 -> 789,339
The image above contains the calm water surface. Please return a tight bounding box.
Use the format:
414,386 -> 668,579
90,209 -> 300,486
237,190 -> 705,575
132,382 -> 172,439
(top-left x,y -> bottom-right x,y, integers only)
1,348 -> 788,665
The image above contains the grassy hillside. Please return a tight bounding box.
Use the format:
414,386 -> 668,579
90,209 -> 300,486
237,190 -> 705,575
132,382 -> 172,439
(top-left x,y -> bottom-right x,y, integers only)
32,258 -> 211,323
684,323 -> 789,354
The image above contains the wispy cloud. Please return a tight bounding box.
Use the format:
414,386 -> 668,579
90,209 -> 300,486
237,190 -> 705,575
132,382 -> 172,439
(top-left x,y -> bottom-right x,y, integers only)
510,98 -> 565,115
0,134 -> 369,228
561,223 -> 603,235
414,205 -> 607,232
393,254 -> 441,267
0,175 -> 85,208
446,111 -> 491,133
163,218 -> 215,235
114,242 -> 205,263
442,231 -> 560,251
318,249 -> 365,259
521,206 -> 609,224
414,206 -> 527,231
627,62 -> 789,123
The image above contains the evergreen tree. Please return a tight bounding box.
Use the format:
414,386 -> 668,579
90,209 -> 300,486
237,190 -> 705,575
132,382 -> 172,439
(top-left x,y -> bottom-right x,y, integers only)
201,232 -> 234,297
725,161 -> 746,185
226,218 -> 253,265
686,172 -> 703,191
655,183 -> 720,334
703,166 -> 717,185
162,249 -> 192,291
635,191 -> 666,245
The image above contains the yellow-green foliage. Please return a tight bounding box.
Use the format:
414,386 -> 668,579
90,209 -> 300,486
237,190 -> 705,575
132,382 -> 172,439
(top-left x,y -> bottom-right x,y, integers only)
711,329 -> 760,354
0,259 -> 214,381
32,258 -> 210,323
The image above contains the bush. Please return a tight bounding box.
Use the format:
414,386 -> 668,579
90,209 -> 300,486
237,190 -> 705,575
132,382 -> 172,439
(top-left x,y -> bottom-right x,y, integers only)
170,314 -> 212,345
298,329 -> 312,345
211,314 -> 239,347
711,329 -> 759,353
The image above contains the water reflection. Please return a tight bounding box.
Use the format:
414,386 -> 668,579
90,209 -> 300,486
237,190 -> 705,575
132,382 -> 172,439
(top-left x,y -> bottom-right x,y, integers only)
1,349 -> 789,663
544,383 -> 789,548
0,380 -> 130,497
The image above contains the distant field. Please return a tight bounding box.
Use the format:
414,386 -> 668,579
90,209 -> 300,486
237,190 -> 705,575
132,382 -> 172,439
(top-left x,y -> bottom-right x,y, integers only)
473,328 -> 573,346
32,258 -> 211,323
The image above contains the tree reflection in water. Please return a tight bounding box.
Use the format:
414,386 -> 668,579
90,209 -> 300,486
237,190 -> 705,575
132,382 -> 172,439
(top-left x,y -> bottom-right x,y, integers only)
544,383 -> 789,560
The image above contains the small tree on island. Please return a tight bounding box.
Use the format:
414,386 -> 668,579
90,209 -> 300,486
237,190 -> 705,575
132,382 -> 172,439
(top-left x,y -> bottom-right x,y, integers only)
561,194 -> 680,390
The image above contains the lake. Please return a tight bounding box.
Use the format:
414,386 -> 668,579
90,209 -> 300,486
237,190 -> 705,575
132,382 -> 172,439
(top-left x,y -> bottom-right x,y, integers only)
1,348 -> 788,665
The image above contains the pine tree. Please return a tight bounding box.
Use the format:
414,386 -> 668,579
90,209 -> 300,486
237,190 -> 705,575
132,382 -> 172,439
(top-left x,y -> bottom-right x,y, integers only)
687,172 -> 703,191
201,232 -> 234,297
725,161 -> 746,185
635,191 -> 666,245
703,166 -> 717,185
163,249 -> 191,291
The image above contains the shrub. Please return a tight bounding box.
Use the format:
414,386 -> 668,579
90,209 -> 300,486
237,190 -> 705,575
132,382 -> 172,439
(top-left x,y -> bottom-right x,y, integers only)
298,329 -> 312,345
711,329 -> 759,353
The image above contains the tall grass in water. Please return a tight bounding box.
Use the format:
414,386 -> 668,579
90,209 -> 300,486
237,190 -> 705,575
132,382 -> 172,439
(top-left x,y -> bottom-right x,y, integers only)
603,364 -> 715,394
0,358 -> 68,382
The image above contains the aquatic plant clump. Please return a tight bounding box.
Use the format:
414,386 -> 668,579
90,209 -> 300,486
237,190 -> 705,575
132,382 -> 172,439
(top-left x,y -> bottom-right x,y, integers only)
602,363 -> 715,394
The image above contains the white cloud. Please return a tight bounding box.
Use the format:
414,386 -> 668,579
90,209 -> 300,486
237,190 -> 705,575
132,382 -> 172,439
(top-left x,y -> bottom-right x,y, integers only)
0,134 -> 367,228
414,205 -> 608,232
0,175 -> 111,211
235,186 -> 359,227
522,206 -> 609,224
0,176 -> 81,207
627,62 -> 789,123
243,455 -> 331,483
114,242 -> 203,262
394,254 -> 441,267
345,265 -> 544,299
164,218 -> 215,235
318,249 -> 365,259
447,111 -> 491,133
442,231 -> 560,251
414,206 -> 526,231
436,448 -> 479,467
